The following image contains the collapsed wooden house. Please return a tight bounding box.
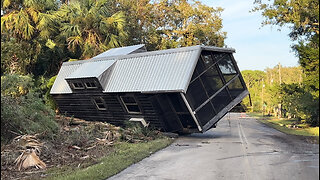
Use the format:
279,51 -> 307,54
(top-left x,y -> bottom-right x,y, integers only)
50,44 -> 249,133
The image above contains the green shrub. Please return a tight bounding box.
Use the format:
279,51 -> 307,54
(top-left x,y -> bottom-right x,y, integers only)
1,74 -> 58,144
34,75 -> 58,110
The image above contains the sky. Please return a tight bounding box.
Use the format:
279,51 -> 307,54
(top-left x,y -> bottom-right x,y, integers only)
200,0 -> 299,71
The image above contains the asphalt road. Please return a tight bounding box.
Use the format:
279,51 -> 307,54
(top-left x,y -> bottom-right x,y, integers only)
108,113 -> 319,180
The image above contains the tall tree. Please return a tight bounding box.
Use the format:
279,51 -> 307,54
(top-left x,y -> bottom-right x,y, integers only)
253,0 -> 319,125
55,0 -> 127,59
1,0 -> 61,76
110,0 -> 226,50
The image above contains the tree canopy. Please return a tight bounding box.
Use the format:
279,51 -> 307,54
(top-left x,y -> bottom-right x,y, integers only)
253,0 -> 319,126
1,0 -> 226,77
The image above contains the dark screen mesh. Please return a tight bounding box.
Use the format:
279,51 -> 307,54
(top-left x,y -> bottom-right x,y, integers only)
228,77 -> 245,99
217,54 -> 237,83
211,88 -> 232,113
200,65 -> 224,97
196,102 -> 216,126
186,78 -> 208,110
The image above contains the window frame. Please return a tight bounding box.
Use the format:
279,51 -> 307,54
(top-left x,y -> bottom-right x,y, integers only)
72,82 -> 85,90
84,81 -> 98,89
120,95 -> 142,114
92,97 -> 107,110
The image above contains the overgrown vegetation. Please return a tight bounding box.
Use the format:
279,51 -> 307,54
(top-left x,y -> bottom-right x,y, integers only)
1,115 -> 174,180
1,0 -> 226,77
1,74 -> 58,144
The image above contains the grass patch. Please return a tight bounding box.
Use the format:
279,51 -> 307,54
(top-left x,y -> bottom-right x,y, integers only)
247,112 -> 319,137
45,138 -> 173,180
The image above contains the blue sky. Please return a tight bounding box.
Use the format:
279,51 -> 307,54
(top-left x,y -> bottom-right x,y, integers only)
200,0 -> 299,71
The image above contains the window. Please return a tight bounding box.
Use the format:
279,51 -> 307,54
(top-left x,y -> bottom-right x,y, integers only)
93,97 -> 107,110
120,96 -> 141,114
72,82 -> 85,89
85,82 -> 98,89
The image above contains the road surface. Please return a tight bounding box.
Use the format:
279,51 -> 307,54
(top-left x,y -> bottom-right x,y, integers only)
108,113 -> 319,180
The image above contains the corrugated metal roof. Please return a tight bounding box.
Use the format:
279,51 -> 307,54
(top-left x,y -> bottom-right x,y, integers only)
92,44 -> 146,59
104,49 -> 200,93
50,62 -> 83,94
65,60 -> 116,79
50,45 -> 235,94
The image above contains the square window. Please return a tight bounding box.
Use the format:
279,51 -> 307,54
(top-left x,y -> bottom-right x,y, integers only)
72,82 -> 85,89
85,82 -> 98,89
201,51 -> 214,69
217,54 -> 236,74
120,95 -> 141,114
93,97 -> 107,110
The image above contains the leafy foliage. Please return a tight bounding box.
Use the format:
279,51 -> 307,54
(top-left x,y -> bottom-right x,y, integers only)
253,0 -> 319,40
1,74 -> 58,143
111,0 -> 226,50
253,0 -> 319,126
242,65 -> 318,126
1,0 -> 226,76
55,0 -> 127,59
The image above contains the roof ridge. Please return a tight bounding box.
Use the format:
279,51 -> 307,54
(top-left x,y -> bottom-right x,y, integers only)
62,45 -> 202,66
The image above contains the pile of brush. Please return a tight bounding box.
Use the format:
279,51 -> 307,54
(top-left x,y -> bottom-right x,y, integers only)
1,134 -> 46,171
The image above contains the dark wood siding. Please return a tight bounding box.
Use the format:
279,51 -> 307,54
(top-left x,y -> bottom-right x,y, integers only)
52,92 -> 166,130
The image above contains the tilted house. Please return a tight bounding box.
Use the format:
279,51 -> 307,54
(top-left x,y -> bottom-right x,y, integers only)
50,44 -> 249,133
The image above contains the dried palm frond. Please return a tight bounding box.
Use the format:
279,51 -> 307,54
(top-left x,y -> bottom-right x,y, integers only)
14,149 -> 46,171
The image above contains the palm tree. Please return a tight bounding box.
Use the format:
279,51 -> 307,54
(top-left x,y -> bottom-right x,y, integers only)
1,0 -> 60,75
1,0 -> 59,41
55,0 -> 127,59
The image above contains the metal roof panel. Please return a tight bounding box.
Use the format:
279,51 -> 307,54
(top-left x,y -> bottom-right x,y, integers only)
50,45 -> 236,94
92,44 -> 146,59
65,60 -> 116,79
103,48 -> 200,93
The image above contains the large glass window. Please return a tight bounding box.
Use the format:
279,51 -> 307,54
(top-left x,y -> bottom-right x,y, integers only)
120,96 -> 142,114
211,88 -> 232,113
196,102 -> 216,126
217,55 -> 237,83
200,65 -> 224,97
